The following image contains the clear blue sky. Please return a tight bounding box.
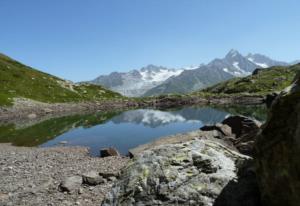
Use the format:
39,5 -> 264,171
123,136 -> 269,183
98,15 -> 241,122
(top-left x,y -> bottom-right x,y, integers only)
1,0 -> 299,82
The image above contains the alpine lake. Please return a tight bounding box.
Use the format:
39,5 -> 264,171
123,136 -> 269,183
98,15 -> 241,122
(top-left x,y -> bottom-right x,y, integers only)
0,105 -> 267,156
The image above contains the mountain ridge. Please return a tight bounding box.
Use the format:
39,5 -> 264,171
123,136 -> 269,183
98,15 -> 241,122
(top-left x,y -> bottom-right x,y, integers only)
144,50 -> 292,96
90,50 -> 296,97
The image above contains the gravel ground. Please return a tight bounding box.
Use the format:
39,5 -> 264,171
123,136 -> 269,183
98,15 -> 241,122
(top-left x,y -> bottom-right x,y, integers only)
0,144 -> 129,206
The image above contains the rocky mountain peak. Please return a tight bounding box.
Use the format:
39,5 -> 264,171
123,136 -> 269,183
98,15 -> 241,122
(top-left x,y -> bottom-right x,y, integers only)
226,49 -> 242,59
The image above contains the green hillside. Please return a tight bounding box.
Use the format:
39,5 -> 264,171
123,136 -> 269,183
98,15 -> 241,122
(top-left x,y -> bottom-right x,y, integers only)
0,53 -> 123,106
195,64 -> 300,95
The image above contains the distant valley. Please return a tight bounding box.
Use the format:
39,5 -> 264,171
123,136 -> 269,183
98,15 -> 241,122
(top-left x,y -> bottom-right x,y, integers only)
89,49 -> 297,97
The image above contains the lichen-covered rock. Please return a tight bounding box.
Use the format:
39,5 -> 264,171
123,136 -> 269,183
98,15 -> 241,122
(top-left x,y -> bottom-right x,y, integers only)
255,76 -> 300,206
101,138 -> 260,206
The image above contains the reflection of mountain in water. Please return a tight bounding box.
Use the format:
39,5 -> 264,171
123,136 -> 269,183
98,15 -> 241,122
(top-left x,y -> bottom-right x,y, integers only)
0,106 -> 267,147
111,107 -> 229,128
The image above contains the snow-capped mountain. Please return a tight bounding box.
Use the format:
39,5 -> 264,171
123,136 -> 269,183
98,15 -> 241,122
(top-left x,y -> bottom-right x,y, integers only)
246,53 -> 288,68
90,65 -> 184,97
144,50 -> 293,96
90,50 -> 297,97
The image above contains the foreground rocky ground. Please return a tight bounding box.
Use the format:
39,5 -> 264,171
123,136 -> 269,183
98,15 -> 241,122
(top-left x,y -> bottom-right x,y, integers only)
0,144 -> 128,206
102,117 -> 262,206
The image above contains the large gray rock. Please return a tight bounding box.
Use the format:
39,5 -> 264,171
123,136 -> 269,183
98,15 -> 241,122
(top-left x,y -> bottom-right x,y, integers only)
82,171 -> 105,185
102,138 -> 260,206
255,76 -> 300,206
59,176 -> 82,193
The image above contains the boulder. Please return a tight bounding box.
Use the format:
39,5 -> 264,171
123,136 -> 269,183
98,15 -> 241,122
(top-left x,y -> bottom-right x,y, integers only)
59,176 -> 82,193
200,123 -> 233,137
100,148 -> 120,157
222,116 -> 261,138
222,115 -> 261,156
101,138 -> 261,206
82,171 -> 105,185
255,76 -> 300,206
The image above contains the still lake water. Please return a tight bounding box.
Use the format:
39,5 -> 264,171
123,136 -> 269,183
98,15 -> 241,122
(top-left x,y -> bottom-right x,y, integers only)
0,106 -> 267,156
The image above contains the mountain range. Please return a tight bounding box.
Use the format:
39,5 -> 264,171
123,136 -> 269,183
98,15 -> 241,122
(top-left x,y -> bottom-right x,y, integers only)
89,49 -> 297,97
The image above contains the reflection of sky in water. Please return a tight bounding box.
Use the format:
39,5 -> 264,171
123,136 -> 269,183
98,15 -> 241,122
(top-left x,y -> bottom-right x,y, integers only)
41,107 -> 229,156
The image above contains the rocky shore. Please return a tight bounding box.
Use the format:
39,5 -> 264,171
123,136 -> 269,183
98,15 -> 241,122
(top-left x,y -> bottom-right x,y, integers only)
0,114 -> 262,206
0,144 -> 128,206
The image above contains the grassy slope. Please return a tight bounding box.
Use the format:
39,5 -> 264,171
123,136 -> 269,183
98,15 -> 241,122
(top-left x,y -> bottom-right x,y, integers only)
0,53 -> 123,106
193,64 -> 300,96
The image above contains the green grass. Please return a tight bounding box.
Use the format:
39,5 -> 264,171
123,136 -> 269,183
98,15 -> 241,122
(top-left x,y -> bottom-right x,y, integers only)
193,64 -> 300,96
0,53 -> 123,106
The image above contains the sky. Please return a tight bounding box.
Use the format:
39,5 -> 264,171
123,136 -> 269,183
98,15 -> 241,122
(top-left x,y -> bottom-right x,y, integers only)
0,0 -> 300,82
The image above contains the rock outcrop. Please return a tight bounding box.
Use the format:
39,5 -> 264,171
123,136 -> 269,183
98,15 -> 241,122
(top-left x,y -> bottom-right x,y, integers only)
200,116 -> 261,156
222,116 -> 261,156
255,75 -> 300,206
102,137 -> 261,206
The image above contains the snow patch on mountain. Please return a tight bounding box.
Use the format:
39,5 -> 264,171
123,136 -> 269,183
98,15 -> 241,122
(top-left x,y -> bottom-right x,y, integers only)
247,57 -> 269,68
140,68 -> 183,82
233,62 -> 240,70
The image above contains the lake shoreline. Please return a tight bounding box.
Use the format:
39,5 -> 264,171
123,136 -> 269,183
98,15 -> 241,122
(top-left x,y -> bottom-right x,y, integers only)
0,94 -> 265,123
0,114 -> 262,205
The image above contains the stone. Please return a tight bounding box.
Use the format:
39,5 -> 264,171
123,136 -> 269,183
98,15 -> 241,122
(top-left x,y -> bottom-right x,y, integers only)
27,113 -> 37,119
100,148 -> 120,157
59,176 -> 82,193
82,171 -> 105,185
101,138 -> 260,206
99,171 -> 120,179
107,176 -> 117,182
43,108 -> 53,114
78,188 -> 83,194
255,76 -> 300,206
